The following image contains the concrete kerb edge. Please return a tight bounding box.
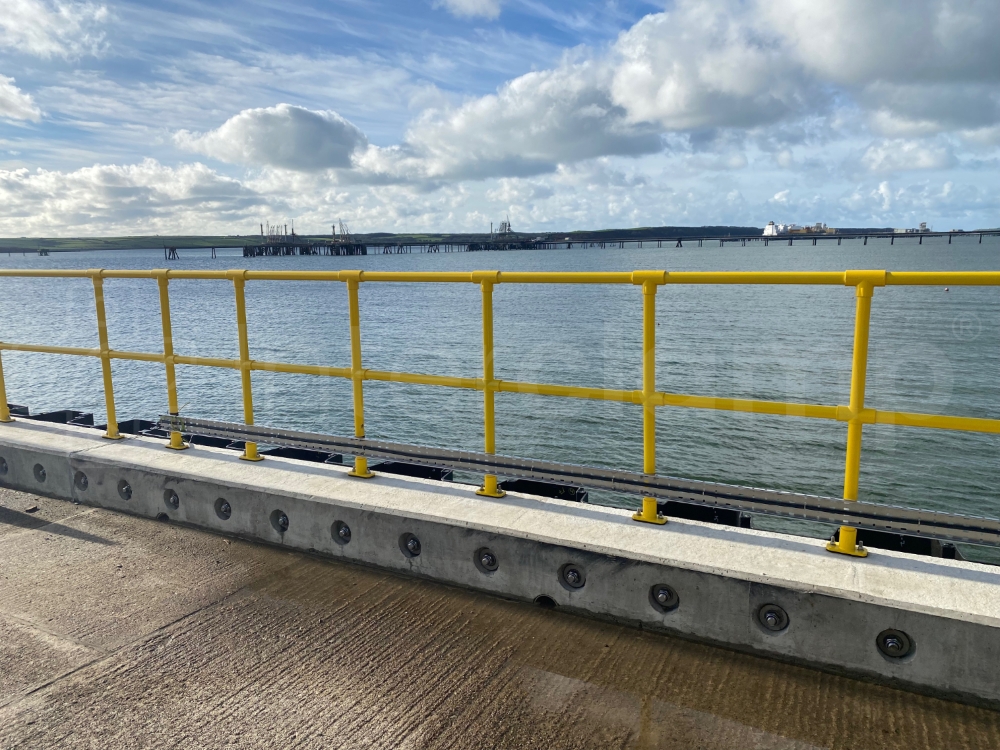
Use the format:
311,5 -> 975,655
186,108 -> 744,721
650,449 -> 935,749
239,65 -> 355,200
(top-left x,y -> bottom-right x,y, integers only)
54,430 -> 1000,626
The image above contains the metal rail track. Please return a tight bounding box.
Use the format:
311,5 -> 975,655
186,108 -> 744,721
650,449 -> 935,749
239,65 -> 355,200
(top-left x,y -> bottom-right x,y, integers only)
160,416 -> 1000,548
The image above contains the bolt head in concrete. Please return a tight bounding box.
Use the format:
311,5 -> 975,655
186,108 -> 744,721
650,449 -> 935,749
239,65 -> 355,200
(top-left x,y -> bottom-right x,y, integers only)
650,584 -> 679,612
474,547 -> 499,573
338,524 -> 351,541
562,566 -> 585,589
877,629 -> 913,659
757,604 -> 789,633
117,479 -> 132,501
163,490 -> 179,510
407,537 -> 421,555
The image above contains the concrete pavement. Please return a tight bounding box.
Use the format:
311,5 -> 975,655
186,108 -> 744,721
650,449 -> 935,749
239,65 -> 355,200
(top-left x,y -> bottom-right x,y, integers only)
1,486 -> 999,749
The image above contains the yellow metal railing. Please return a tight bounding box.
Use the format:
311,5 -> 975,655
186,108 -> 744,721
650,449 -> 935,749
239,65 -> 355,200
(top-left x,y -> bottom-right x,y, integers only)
2,268 -> 1000,556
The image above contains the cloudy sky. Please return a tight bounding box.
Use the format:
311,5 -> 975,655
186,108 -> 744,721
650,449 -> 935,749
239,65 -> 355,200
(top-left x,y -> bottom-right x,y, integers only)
0,0 -> 998,235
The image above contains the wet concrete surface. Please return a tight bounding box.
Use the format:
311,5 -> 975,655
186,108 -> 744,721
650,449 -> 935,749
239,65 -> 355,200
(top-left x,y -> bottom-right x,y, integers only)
1,486 -> 998,749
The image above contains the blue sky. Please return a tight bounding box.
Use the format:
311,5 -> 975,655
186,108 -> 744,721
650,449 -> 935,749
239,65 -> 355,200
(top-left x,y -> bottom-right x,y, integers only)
0,0 -> 998,235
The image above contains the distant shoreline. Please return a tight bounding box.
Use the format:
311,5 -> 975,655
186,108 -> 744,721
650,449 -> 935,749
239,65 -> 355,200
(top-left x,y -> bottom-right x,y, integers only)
0,226 -> 766,253
2,225 -> 998,254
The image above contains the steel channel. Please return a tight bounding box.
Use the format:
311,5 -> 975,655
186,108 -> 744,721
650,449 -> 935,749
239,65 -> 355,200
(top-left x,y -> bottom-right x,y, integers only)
159,416 -> 1000,547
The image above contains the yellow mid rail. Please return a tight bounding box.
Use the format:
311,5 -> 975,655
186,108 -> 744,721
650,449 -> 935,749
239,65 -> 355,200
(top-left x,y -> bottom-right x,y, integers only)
2,268 -> 1000,557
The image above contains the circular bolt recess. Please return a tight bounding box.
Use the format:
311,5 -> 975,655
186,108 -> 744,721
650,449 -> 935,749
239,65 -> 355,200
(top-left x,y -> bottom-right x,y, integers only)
333,521 -> 351,544
561,565 -> 586,589
163,489 -> 179,510
475,547 -> 499,573
757,604 -> 789,633
215,498 -> 232,521
270,509 -> 290,533
33,464 -> 46,483
399,533 -> 422,558
74,471 -> 88,491
650,584 -> 680,613
876,629 -> 913,659
0,457 -> 8,475
117,479 -> 132,501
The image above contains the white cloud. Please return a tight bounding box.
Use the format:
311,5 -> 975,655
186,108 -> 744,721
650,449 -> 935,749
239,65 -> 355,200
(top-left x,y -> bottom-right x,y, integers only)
209,64 -> 664,183
610,4 -> 810,131
0,75 -> 41,122
174,104 -> 369,171
433,0 -> 502,20
372,61 -> 662,181
0,159 -> 265,234
0,0 -> 107,59
762,0 -> 1000,134
346,0 -> 1000,184
764,0 -> 1000,86
860,139 -> 956,172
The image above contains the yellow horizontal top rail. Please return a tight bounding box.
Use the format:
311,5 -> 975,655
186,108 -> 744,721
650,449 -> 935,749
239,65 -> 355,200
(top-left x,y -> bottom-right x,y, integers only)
3,267 -> 1000,285
2,266 -> 999,554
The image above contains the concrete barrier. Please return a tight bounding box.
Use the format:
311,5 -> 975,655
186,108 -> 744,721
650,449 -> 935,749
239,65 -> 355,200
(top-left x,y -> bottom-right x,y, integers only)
2,419 -> 1000,707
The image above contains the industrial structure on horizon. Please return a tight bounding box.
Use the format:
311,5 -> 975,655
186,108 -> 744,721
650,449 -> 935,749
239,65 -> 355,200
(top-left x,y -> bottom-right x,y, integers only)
764,221 -> 932,236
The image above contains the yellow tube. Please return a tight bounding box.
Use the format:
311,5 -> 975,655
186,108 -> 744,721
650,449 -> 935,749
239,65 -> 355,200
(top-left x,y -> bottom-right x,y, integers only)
886,271 -> 1000,286
0,343 -> 99,356
0,269 -> 92,278
91,274 -> 121,439
251,360 -> 352,379
872,409 -> 1000,433
0,349 -> 11,422
346,278 -> 373,478
172,355 -> 240,369
496,272 -> 634,285
655,392 -> 841,420
156,273 -> 187,450
496,380 -> 634,402
3,267 -> 1000,286
827,282 -> 873,557
664,271 -> 844,285
360,271 -> 474,283
231,274 -> 261,461
244,270 -> 344,281
108,350 -> 166,363
476,280 -> 505,498
364,370 -> 481,389
633,281 -> 666,524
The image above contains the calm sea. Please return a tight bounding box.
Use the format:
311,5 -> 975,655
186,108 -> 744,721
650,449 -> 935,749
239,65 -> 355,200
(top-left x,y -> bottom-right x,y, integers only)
2,237 -> 999,549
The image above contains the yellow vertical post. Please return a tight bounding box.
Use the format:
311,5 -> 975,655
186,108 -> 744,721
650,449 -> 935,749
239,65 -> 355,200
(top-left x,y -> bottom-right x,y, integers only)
0,348 -> 11,422
91,271 -> 122,439
346,274 -> 373,477
476,277 -> 505,498
157,272 -> 187,450
633,280 -> 666,524
827,280 -> 873,557
231,272 -> 262,461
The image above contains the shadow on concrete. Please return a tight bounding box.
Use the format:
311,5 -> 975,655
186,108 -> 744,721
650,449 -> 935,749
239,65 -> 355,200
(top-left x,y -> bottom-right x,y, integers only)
0,506 -> 116,546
